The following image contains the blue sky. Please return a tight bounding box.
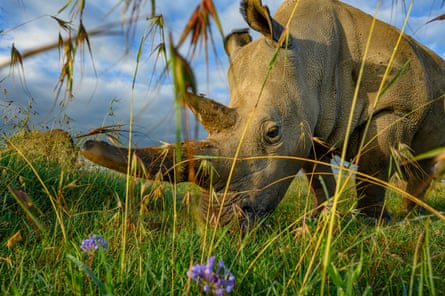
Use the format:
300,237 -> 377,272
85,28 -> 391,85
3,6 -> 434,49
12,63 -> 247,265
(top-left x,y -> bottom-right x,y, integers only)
0,0 -> 444,146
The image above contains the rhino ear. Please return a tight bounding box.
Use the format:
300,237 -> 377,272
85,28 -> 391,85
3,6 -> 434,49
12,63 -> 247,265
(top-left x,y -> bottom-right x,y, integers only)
240,0 -> 283,42
224,29 -> 252,59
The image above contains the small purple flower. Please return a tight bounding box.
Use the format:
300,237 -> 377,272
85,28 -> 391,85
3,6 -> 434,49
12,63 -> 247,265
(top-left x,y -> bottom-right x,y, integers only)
80,234 -> 108,253
187,256 -> 235,295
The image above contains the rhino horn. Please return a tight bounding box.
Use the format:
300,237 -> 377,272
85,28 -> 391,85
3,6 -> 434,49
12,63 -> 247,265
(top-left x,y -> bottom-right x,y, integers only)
240,0 -> 284,42
182,92 -> 237,134
81,139 -> 215,185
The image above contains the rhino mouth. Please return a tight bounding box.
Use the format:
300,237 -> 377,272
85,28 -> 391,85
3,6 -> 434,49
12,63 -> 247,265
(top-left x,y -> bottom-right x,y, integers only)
199,189 -> 249,225
198,188 -> 271,228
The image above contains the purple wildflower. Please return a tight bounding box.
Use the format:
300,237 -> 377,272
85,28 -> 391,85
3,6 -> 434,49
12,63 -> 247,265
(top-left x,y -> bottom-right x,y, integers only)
80,234 -> 108,253
187,256 -> 235,295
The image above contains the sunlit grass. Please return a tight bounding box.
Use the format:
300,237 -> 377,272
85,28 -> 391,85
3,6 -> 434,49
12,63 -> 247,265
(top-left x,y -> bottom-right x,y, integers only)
1,136 -> 444,294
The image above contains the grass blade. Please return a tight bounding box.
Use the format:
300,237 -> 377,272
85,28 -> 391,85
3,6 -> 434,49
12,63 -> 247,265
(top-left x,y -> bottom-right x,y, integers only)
66,254 -> 112,296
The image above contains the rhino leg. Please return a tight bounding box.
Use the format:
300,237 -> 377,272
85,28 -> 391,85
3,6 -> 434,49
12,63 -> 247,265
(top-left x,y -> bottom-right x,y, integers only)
354,156 -> 435,219
354,112 -> 421,220
401,158 -> 435,212
355,183 -> 391,220
303,145 -> 337,215
303,161 -> 335,213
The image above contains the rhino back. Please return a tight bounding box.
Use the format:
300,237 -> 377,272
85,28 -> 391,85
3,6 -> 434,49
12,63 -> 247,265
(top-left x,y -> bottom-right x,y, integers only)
270,0 -> 444,149
336,0 -> 445,153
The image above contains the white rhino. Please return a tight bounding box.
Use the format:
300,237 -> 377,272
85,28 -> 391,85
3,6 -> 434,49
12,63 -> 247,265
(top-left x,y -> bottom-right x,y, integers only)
81,0 -> 445,227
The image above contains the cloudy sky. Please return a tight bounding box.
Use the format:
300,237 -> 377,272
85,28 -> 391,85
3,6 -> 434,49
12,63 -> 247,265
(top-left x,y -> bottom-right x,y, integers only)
0,0 -> 444,146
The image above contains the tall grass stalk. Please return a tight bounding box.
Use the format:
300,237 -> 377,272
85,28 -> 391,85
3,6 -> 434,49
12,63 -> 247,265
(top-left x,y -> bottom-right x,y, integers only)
121,65 -> 137,281
409,228 -> 424,296
7,185 -> 47,237
423,218 -> 436,295
5,140 -> 67,241
320,1 -> 417,293
171,181 -> 179,294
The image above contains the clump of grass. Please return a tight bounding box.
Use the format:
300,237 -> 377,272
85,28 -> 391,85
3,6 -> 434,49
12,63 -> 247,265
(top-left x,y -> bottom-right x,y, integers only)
3,129 -> 77,168
1,136 -> 445,294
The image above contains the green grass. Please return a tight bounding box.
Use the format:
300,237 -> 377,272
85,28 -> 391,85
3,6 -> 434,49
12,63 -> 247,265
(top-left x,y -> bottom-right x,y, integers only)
1,144 -> 445,295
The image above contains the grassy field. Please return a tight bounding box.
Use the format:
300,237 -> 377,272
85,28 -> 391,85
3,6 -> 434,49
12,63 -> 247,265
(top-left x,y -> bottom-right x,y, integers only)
1,137 -> 445,295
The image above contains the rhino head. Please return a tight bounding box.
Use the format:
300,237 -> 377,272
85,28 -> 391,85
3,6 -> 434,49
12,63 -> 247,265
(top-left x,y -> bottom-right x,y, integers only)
81,0 -> 318,227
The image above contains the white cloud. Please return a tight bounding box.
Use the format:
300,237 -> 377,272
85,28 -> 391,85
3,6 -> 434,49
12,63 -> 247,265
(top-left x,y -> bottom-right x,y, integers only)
1,0 -> 443,146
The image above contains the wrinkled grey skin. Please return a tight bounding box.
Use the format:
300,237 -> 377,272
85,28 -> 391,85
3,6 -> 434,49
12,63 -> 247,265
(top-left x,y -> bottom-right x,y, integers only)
81,0 -> 445,227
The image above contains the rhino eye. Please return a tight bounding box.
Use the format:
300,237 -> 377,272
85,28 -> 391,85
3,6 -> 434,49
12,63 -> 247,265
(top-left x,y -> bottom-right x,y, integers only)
265,125 -> 281,144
